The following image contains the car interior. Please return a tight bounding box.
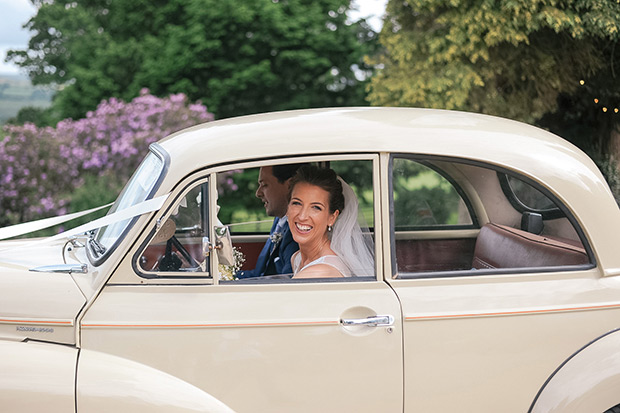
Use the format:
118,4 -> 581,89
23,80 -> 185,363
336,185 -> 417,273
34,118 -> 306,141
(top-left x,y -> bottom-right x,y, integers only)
136,155 -> 593,281
392,157 -> 591,278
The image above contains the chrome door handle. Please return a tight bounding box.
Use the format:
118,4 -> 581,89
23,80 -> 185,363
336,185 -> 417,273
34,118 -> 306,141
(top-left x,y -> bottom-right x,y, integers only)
341,315 -> 394,327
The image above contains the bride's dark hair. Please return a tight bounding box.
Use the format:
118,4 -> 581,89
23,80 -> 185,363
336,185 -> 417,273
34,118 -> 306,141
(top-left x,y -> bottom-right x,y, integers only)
288,165 -> 345,214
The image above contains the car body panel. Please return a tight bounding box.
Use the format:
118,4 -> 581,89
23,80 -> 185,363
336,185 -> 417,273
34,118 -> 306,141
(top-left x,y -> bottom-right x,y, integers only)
77,348 -> 235,412
0,340 -> 76,411
0,240 -> 85,344
389,270 -> 620,411
80,282 -> 404,412
530,329 -> 620,413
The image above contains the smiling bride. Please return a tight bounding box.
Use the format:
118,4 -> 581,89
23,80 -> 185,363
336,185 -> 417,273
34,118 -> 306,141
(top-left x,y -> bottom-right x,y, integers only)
286,165 -> 374,279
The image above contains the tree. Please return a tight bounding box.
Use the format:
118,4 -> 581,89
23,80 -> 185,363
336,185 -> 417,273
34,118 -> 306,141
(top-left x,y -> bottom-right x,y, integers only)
6,106 -> 56,127
368,0 -> 620,198
7,0 -> 376,121
368,0 -> 620,124
536,39 -> 620,199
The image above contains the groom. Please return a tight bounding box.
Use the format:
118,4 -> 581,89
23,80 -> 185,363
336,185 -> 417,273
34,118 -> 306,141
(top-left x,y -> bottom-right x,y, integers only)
237,164 -> 305,278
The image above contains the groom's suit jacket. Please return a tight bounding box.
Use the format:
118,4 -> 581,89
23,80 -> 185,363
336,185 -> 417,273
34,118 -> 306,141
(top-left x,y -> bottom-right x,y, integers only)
237,217 -> 298,279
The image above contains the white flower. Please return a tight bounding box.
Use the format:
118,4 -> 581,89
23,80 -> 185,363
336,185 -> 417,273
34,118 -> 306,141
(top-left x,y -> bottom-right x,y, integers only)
218,247 -> 246,281
270,232 -> 283,245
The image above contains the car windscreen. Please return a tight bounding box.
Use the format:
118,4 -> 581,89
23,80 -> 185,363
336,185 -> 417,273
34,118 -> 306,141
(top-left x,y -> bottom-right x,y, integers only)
90,145 -> 167,264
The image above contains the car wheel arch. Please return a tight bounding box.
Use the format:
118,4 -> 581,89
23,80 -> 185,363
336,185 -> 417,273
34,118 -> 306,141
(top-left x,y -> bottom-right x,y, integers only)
529,327 -> 620,413
0,339 -> 77,411
77,347 -> 234,412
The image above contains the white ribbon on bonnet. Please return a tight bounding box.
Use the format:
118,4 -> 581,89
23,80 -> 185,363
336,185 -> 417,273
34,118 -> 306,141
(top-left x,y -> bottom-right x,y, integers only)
0,194 -> 170,251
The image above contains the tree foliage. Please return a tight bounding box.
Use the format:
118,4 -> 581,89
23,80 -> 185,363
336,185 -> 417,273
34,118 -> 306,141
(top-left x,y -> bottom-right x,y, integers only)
368,0 -> 620,124
7,0 -> 376,121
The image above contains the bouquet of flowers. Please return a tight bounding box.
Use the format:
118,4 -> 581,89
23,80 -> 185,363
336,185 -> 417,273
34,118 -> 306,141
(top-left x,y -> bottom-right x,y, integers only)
218,246 -> 246,281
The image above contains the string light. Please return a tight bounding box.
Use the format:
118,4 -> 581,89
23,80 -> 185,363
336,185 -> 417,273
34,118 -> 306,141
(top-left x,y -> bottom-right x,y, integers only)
580,81 -> 618,114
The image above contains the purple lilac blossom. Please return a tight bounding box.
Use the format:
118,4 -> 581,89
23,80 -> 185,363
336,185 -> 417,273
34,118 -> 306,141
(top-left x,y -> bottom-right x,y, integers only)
0,91 -> 214,225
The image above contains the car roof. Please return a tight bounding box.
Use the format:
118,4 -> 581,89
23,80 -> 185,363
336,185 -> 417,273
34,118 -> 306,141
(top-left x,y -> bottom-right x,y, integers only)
158,107 -> 593,175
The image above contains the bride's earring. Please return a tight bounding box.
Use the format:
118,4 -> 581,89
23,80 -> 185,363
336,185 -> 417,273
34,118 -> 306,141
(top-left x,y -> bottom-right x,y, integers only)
327,225 -> 332,232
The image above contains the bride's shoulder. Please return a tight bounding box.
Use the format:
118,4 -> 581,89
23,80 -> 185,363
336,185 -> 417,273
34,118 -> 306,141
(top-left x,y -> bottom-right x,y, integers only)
322,255 -> 350,275
296,262 -> 344,279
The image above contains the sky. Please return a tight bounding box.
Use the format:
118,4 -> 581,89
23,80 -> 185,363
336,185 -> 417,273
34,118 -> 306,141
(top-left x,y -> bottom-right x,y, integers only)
0,0 -> 387,76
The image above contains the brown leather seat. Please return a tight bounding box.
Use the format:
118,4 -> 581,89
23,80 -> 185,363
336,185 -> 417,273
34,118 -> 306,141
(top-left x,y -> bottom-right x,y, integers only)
472,223 -> 589,270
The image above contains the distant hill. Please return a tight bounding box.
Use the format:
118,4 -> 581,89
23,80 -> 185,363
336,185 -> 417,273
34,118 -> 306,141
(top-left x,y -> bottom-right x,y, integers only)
0,74 -> 54,124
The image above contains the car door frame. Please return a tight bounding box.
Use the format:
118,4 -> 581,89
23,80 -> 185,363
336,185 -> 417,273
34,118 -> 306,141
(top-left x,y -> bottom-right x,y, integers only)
379,152 -> 620,412
80,153 -> 406,413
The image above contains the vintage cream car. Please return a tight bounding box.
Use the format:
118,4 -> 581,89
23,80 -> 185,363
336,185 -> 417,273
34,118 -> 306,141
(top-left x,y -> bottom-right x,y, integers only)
2,108 -> 620,412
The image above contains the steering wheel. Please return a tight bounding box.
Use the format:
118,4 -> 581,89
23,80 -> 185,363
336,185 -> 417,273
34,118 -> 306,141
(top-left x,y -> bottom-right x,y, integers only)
158,236 -> 200,271
158,238 -> 182,271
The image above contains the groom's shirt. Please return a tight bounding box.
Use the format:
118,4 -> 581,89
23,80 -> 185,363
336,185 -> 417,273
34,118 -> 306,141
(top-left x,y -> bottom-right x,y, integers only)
237,217 -> 298,279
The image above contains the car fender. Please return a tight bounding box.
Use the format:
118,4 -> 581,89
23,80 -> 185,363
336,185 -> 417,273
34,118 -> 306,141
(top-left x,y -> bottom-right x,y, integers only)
78,348 -> 235,412
530,328 -> 620,413
0,339 -> 77,411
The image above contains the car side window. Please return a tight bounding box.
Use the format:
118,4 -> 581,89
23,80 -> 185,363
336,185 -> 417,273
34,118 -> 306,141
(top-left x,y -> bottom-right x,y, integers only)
216,158 -> 376,283
391,157 -> 592,278
392,158 -> 473,230
498,173 -> 565,219
138,181 -> 210,276
217,168 -> 272,234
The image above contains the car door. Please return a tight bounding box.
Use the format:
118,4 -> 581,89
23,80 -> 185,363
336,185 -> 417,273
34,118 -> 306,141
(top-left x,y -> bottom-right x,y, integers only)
383,155 -> 620,412
80,155 -> 404,413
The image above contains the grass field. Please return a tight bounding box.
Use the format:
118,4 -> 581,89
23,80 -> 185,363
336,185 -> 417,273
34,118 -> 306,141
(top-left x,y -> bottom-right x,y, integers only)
0,74 -> 53,124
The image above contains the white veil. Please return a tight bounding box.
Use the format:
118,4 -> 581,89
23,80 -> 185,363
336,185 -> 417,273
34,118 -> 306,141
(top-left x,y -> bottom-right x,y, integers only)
330,178 -> 375,277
